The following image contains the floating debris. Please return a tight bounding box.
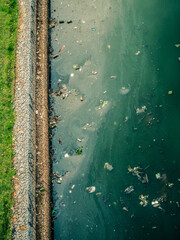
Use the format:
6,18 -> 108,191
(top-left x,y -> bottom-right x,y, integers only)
67,20 -> 72,24
151,200 -> 160,208
175,44 -> 180,47
104,162 -> 113,171
64,153 -> 70,158
107,44 -> 111,49
110,76 -> 117,79
50,45 -> 66,58
76,147 -> 83,154
136,106 -> 147,114
120,87 -> 130,95
96,192 -> 102,196
128,166 -> 149,184
168,90 -> 173,95
167,183 -> 174,188
73,64 -> 79,70
139,194 -> 148,207
70,73 -> 74,77
102,101 -> 108,108
124,186 -> 134,194
92,70 -> 98,75
86,186 -> 96,193
122,207 -> 128,212
135,50 -> 141,55
49,115 -> 61,128
155,173 -> 162,180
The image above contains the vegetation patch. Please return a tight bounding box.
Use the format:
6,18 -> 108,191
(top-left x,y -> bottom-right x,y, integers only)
0,0 -> 18,239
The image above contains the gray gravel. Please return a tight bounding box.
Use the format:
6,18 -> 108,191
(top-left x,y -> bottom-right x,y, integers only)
12,0 -> 36,239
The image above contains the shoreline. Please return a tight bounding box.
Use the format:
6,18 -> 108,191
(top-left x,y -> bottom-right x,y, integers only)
13,0 -> 51,239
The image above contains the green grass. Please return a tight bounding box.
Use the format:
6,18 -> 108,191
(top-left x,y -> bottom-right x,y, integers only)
0,0 -> 18,239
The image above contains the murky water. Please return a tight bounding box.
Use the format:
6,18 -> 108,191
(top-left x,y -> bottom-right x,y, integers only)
50,0 -> 180,239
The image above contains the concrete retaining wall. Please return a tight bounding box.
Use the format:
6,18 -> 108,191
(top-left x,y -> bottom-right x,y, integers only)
12,0 -> 36,239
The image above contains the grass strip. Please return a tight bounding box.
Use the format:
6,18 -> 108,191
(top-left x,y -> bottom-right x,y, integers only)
0,0 -> 18,239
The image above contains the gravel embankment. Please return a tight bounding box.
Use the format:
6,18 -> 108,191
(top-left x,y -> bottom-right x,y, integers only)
12,0 -> 50,239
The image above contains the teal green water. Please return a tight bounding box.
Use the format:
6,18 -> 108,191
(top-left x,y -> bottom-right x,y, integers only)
50,0 -> 180,239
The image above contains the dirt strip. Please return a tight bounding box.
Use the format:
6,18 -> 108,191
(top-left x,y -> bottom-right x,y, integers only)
35,0 -> 51,239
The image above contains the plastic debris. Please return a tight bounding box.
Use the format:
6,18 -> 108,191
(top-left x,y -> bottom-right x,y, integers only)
71,184 -> 75,189
86,186 -> 96,193
64,153 -> 70,158
136,106 -> 147,114
135,50 -> 141,55
96,192 -> 102,196
50,45 -> 66,58
122,207 -> 128,211
92,70 -> 98,75
120,87 -> 130,95
104,162 -> 113,171
91,28 -> 96,31
128,166 -> 149,184
110,76 -> 117,79
167,183 -> 174,188
124,186 -> 134,194
70,73 -> 74,77
168,90 -> 173,95
102,101 -> 108,108
155,173 -> 162,179
175,44 -> 180,47
73,64 -> 79,70
107,44 -> 111,49
76,147 -> 83,154
139,194 -> 148,207
67,20 -> 72,24
152,200 -> 160,207
80,97 -> 84,101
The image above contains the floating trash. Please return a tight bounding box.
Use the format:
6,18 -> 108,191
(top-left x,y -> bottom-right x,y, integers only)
76,147 -> 83,154
136,106 -> 147,114
155,173 -> 162,180
92,70 -> 98,75
73,64 -> 79,70
120,87 -> 130,95
168,90 -> 173,95
139,194 -> 148,207
64,153 -> 70,158
70,73 -> 74,77
151,200 -> 160,208
128,166 -> 149,184
104,162 -> 113,171
167,183 -> 174,188
135,50 -> 141,55
56,177 -> 62,184
175,44 -> 180,47
124,186 -> 134,194
86,186 -> 96,193
102,101 -> 108,108
107,44 -> 111,49
122,207 -> 128,211
110,76 -> 117,79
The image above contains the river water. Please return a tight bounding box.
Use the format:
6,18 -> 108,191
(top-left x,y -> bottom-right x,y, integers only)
50,0 -> 180,239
